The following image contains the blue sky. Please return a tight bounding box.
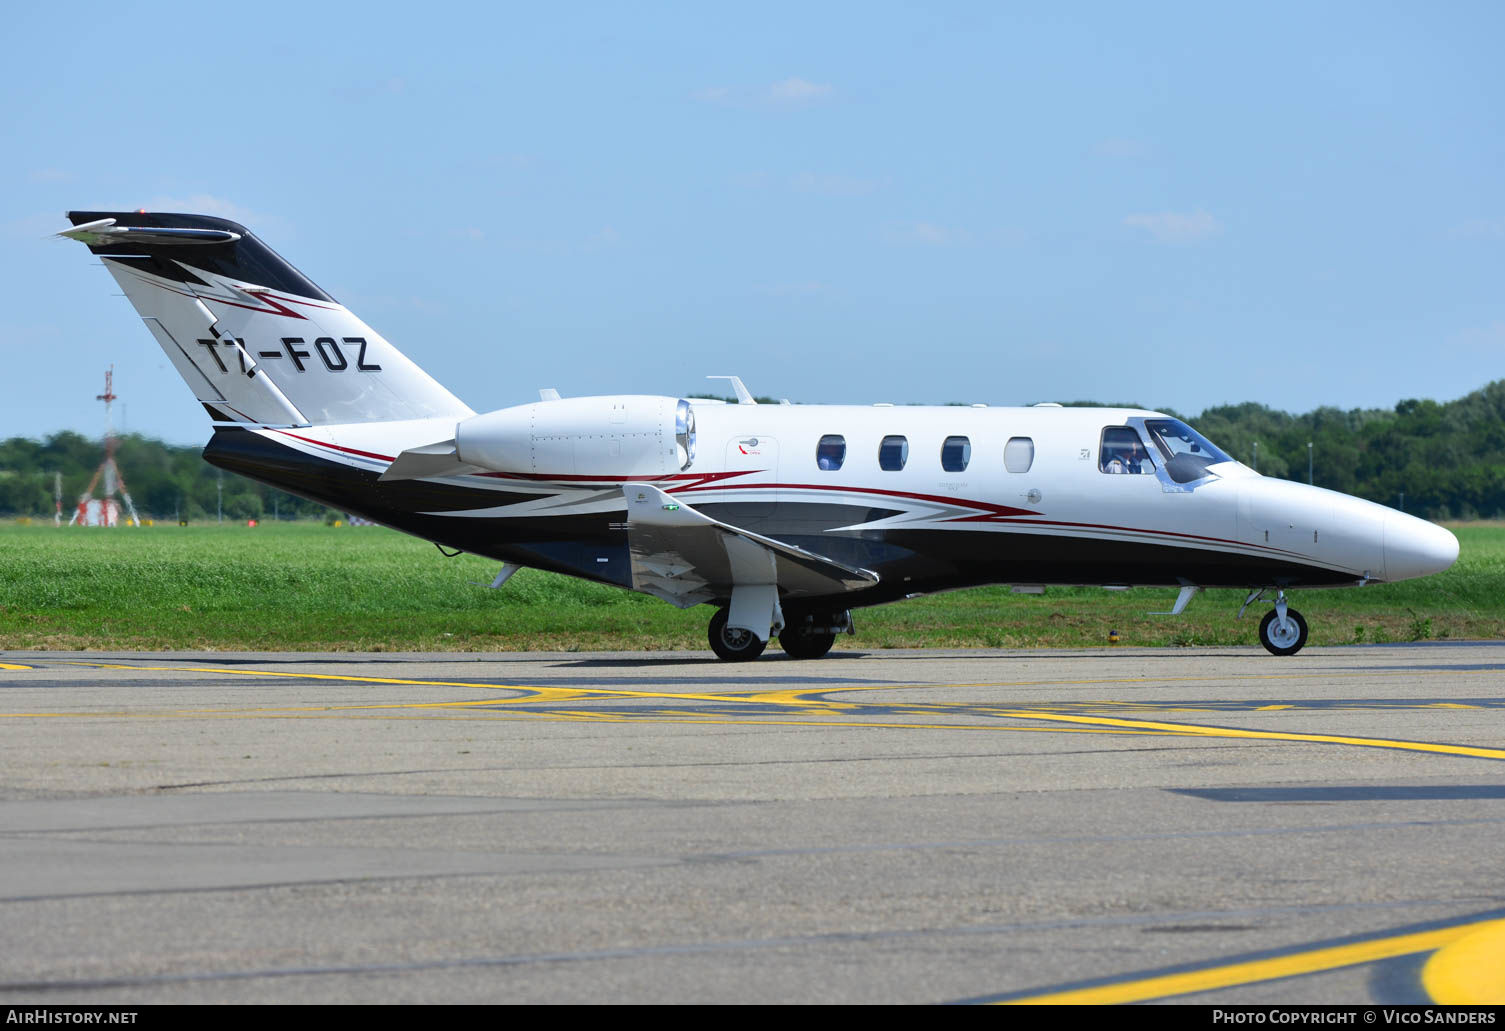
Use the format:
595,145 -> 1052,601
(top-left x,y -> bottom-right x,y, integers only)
5,1 -> 1502,444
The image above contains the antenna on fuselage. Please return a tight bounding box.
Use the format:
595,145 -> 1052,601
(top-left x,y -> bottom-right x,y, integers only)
706,376 -> 757,405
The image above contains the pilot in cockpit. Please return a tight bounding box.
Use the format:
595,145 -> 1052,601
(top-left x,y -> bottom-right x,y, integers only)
1103,439 -> 1150,474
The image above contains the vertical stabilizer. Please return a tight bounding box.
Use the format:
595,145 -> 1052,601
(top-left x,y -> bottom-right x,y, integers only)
60,211 -> 473,427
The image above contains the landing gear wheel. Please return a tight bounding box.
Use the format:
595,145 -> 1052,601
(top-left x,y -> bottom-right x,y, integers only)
708,608 -> 767,662
778,619 -> 836,660
1258,607 -> 1308,656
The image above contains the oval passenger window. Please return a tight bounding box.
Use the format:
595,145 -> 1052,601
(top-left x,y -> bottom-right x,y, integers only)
816,434 -> 846,471
941,436 -> 970,473
1004,437 -> 1034,473
878,435 -> 908,471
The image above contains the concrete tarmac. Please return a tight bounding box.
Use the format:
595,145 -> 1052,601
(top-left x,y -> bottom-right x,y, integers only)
1,643 -> 1504,1004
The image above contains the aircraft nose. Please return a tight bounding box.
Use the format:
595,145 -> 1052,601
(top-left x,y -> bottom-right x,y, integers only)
1383,512 -> 1459,581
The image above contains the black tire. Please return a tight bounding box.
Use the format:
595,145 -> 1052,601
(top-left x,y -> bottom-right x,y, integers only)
1258,607 -> 1308,656
778,619 -> 836,660
708,608 -> 767,662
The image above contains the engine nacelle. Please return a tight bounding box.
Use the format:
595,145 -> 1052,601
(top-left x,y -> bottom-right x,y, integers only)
455,395 -> 696,477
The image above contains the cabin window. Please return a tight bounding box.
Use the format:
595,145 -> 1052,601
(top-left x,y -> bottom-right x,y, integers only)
941,436 -> 970,473
1004,436 -> 1034,473
816,434 -> 846,471
878,435 -> 909,471
1100,426 -> 1152,474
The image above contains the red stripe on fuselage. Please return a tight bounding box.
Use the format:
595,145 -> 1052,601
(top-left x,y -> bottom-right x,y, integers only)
264,439 -> 761,491
271,430 -> 394,462
673,479 -> 1034,518
249,440 -> 1309,562
477,469 -> 759,488
671,479 -> 1303,557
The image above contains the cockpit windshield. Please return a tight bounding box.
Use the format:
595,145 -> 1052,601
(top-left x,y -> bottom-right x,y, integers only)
1142,418 -> 1233,484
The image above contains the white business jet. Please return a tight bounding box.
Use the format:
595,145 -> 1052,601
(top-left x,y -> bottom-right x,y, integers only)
56,212 -> 1459,659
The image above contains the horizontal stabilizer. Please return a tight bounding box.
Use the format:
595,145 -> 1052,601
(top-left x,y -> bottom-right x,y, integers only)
622,483 -> 878,608
57,218 -> 241,247
379,439 -> 484,482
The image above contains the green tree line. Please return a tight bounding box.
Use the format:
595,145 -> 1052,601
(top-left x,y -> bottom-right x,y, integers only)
0,431 -> 326,522
1072,381 -> 1505,518
1171,382 -> 1505,519
5,380 -> 1505,520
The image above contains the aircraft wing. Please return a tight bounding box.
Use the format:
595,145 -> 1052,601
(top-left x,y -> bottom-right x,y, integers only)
623,483 -> 878,608
379,438 -> 483,481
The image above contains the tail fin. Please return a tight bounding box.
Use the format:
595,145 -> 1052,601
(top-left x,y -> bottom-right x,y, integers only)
60,211 -> 472,427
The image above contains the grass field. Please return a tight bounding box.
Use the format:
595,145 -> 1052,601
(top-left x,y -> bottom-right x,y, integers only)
1,521 -> 1500,652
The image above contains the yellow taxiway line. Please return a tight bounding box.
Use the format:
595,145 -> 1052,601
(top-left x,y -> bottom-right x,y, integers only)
18,662 -> 1504,763
59,662 -> 842,708
1003,914 -> 1505,1005
1422,918 -> 1505,1004
980,710 -> 1505,762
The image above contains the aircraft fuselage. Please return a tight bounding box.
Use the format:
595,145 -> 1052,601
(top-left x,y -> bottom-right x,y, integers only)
203,400 -> 1456,612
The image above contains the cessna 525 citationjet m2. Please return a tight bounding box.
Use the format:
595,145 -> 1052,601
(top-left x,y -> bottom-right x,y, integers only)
56,211 -> 1459,659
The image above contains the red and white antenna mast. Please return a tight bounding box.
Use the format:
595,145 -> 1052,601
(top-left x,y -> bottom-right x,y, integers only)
70,366 -> 142,526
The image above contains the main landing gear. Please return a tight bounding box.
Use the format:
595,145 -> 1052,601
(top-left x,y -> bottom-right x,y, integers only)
778,622 -> 835,660
777,610 -> 851,660
707,607 -> 851,661
707,608 -> 767,662
1243,590 -> 1309,656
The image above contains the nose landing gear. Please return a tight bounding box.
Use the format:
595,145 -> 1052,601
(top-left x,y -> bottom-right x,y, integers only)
1253,591 -> 1308,656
